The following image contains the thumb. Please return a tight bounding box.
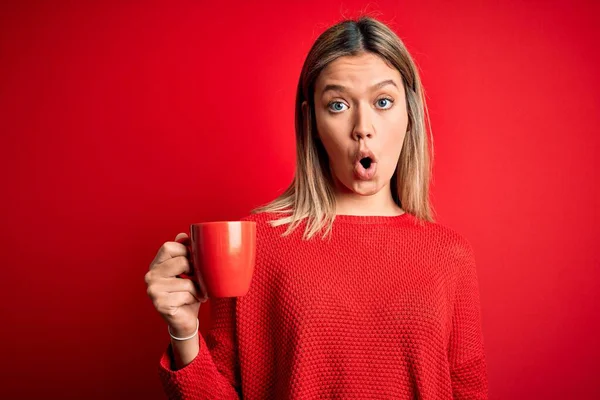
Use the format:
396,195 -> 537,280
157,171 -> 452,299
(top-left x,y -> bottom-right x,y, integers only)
174,232 -> 189,243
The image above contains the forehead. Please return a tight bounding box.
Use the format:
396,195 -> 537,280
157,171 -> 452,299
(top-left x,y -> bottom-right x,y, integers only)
315,52 -> 402,92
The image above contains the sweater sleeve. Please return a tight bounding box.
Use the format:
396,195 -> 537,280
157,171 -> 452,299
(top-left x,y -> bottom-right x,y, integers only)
157,297 -> 242,399
448,237 -> 489,399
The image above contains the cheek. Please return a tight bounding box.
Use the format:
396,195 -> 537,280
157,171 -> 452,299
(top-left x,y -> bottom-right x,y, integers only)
315,113 -> 349,156
380,125 -> 407,167
383,106 -> 409,129
316,110 -> 347,136
382,110 -> 408,145
381,125 -> 405,149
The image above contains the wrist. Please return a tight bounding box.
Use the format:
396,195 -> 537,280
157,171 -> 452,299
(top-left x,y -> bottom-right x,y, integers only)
168,319 -> 198,340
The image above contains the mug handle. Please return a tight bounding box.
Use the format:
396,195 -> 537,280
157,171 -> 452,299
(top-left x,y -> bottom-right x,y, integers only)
175,234 -> 209,301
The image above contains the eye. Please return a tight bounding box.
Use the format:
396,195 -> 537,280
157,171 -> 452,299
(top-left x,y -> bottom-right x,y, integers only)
328,101 -> 348,113
376,97 -> 394,110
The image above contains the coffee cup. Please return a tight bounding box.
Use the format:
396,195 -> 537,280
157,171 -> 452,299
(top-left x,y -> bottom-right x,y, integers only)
177,221 -> 256,298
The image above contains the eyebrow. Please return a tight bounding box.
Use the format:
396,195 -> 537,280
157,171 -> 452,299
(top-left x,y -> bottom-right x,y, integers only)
321,79 -> 399,96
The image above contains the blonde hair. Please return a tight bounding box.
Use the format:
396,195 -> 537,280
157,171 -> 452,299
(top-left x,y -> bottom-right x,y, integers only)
252,16 -> 436,240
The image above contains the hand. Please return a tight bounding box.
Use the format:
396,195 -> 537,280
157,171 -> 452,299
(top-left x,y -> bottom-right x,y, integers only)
145,233 -> 208,336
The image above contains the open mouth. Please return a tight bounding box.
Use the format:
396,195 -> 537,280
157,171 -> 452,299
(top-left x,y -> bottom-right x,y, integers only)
354,156 -> 377,180
359,157 -> 373,169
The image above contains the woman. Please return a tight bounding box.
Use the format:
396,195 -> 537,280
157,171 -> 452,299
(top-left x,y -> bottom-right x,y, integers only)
146,16 -> 488,399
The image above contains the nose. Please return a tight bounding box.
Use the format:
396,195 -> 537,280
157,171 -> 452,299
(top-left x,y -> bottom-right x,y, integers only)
351,103 -> 374,141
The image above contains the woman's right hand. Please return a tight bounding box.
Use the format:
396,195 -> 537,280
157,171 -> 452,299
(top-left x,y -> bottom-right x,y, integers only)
145,232 -> 209,337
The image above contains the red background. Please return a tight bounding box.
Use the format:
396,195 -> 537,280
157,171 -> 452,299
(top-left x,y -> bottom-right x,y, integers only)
1,1 -> 599,399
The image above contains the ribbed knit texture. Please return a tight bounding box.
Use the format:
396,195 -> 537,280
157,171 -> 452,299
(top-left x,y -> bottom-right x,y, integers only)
158,211 -> 488,399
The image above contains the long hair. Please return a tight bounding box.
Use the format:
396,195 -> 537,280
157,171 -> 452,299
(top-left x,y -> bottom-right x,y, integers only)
252,16 -> 435,240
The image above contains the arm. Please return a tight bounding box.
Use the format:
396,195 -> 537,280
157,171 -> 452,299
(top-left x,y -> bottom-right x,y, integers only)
448,237 -> 489,399
158,297 -> 242,400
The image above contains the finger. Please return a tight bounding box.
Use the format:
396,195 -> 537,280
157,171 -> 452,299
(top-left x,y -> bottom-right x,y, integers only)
164,291 -> 199,309
157,256 -> 191,277
152,239 -> 188,266
161,277 -> 201,300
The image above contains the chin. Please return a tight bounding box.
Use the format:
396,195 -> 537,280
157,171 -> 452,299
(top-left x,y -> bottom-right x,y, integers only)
333,170 -> 390,196
341,177 -> 383,196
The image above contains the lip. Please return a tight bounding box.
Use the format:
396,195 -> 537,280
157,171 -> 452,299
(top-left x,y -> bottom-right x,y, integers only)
354,148 -> 378,164
354,160 -> 377,180
353,147 -> 378,181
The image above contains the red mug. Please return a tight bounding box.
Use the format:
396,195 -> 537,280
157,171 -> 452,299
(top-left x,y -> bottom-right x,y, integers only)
177,221 -> 256,298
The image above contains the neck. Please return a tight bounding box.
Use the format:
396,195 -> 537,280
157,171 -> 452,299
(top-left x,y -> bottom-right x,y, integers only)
333,182 -> 404,217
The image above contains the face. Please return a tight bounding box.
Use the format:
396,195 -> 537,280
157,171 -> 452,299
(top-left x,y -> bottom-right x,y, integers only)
304,52 -> 409,198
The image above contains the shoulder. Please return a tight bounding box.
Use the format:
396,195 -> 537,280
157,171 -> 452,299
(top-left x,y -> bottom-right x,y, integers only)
238,211 -> 293,261
239,211 -> 279,224
417,218 -> 475,262
239,211 -> 287,237
413,220 -> 480,292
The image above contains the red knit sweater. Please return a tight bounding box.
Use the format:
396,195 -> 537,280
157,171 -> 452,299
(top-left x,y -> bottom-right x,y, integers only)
158,211 -> 488,399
